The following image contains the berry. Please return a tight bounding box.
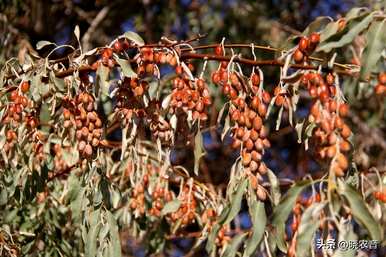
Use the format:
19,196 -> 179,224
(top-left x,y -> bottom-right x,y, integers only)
298,37 -> 309,52
215,45 -> 223,55
21,81 -> 30,93
293,49 -> 304,63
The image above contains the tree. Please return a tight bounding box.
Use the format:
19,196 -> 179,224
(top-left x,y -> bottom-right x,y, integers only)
0,3 -> 385,257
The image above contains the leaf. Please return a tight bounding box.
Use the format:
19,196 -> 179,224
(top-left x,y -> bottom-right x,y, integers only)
272,180 -> 314,252
67,173 -> 84,222
107,211 -> 122,257
338,180 -> 382,241
243,190 -> 266,257
114,56 -> 137,78
267,169 -> 281,206
360,19 -> 386,80
122,31 -> 145,46
295,120 -> 304,143
85,210 -> 102,257
193,129 -> 205,176
295,202 -> 326,257
36,40 -> 55,50
317,12 -> 375,52
344,7 -> 369,21
74,25 -> 80,41
332,222 -> 357,257
220,178 -> 248,225
96,64 -> 112,115
39,103 -> 51,132
161,199 -> 181,215
302,16 -> 333,36
223,232 -> 248,257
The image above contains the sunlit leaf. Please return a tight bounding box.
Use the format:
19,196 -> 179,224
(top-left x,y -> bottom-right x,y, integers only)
360,19 -> 386,80
295,202 -> 326,257
338,180 -> 382,241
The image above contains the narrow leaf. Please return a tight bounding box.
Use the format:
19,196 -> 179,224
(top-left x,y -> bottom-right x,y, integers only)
317,12 -> 375,52
295,202 -> 326,257
338,180 -> 382,241
360,19 -> 386,80
161,199 -> 181,215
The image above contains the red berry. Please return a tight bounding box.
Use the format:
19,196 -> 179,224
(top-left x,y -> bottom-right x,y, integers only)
102,48 -> 113,59
21,81 -> 30,93
215,45 -> 223,55
293,49 -> 304,63
113,41 -> 123,52
298,37 -> 309,52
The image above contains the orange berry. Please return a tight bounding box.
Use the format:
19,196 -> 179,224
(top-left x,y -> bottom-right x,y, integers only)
298,37 -> 309,52
293,49 -> 304,63
21,81 -> 30,93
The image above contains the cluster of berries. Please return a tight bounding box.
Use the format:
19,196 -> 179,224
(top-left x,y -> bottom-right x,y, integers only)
374,72 -> 386,96
168,186 -> 197,226
287,193 -> 322,257
63,92 -> 103,158
149,114 -> 173,145
373,189 -> 386,203
302,73 -> 351,176
229,96 -> 271,200
293,33 -> 320,63
170,77 -> 212,121
129,184 -> 146,215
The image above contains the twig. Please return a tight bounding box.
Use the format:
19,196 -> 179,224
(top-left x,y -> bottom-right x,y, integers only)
81,6 -> 110,52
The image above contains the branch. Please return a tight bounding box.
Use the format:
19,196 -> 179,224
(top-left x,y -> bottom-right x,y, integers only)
180,52 -> 355,76
81,6 -> 110,52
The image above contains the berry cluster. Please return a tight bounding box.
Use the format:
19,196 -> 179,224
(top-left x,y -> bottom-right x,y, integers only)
63,92 -> 102,158
211,64 -> 243,100
293,33 -> 320,63
3,82 -> 37,153
170,77 -> 212,121
302,73 -> 351,176
291,193 -> 322,233
149,115 -> 173,145
149,185 -> 174,217
169,186 -> 197,226
287,193 -> 322,257
229,96 -> 271,200
53,144 -> 69,171
129,184 -> 146,215
374,72 -> 386,96
215,225 -> 231,247
373,189 -> 386,203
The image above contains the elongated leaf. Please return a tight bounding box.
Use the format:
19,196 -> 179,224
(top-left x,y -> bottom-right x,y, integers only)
272,180 -> 314,252
36,40 -> 55,50
161,199 -> 181,215
302,16 -> 333,36
267,169 -> 281,206
360,19 -> 386,80
296,202 -> 326,257
344,7 -> 369,21
243,188 -> 266,257
122,31 -> 144,46
85,210 -> 102,257
114,56 -> 137,78
220,178 -> 248,225
223,232 -> 248,257
96,64 -> 111,115
317,12 -> 375,52
332,222 -> 357,257
39,103 -> 51,132
194,129 -> 205,176
107,211 -> 122,257
338,180 -> 382,241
